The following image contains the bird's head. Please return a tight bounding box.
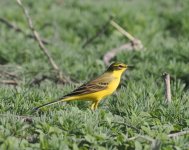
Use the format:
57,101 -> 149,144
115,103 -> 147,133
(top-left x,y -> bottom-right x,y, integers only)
107,62 -> 129,74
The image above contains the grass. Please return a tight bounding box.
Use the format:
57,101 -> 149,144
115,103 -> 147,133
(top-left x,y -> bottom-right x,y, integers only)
0,0 -> 189,149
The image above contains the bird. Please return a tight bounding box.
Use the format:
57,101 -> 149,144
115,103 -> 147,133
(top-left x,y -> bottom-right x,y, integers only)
33,62 -> 130,111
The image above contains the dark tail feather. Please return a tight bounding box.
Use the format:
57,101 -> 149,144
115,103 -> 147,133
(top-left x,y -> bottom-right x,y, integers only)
32,97 -> 66,112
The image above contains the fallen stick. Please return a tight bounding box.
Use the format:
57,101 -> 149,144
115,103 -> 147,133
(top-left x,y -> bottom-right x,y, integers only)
16,0 -> 71,84
0,113 -> 35,123
103,38 -> 143,65
103,20 -> 143,65
16,0 -> 59,71
110,20 -> 135,41
163,72 -> 172,103
0,80 -> 18,85
168,130 -> 189,138
0,71 -> 18,79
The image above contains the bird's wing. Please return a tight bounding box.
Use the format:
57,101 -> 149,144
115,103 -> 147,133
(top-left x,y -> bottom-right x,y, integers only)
64,73 -> 114,97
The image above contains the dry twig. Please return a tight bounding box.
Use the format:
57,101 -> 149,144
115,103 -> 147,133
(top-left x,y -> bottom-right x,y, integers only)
0,113 -> 34,123
0,71 -> 18,79
162,72 -> 172,103
168,130 -> 189,138
0,80 -> 18,86
0,70 -> 20,85
110,20 -> 135,41
16,0 -> 58,71
16,0 -> 71,84
103,38 -> 143,65
81,18 -> 143,65
0,17 -> 49,45
103,20 -> 143,65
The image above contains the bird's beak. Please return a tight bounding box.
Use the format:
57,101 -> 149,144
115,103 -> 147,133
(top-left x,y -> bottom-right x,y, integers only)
126,65 -> 135,70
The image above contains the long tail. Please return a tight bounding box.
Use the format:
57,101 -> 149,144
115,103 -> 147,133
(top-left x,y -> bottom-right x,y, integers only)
32,96 -> 74,111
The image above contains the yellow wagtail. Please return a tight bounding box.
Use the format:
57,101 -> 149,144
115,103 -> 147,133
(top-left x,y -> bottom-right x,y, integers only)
33,62 -> 129,111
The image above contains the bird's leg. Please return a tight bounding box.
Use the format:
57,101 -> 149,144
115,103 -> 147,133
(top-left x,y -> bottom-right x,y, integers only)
94,101 -> 100,110
90,101 -> 96,110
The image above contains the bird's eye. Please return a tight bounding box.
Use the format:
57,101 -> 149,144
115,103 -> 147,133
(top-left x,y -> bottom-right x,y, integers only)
116,65 -> 123,70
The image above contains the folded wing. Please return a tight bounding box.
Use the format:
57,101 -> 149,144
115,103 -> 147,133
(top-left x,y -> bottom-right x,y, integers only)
64,73 -> 114,97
